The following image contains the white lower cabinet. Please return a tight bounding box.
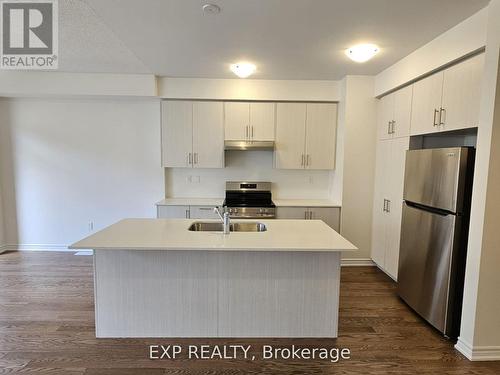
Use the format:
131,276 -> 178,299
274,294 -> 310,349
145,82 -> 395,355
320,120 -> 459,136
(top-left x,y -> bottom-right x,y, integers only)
157,205 -> 190,219
157,205 -> 218,219
276,206 -> 340,231
189,206 -> 219,220
371,137 -> 409,280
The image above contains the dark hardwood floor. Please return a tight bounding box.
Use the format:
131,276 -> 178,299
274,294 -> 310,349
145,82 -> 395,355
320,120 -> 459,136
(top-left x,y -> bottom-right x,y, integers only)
1,251 -> 499,374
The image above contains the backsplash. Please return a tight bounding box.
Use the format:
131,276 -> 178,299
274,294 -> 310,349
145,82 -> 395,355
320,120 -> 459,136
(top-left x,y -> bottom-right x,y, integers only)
165,151 -> 338,200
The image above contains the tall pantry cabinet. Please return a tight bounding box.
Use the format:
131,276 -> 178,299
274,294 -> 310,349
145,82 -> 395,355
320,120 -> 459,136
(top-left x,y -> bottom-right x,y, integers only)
371,86 -> 412,280
371,136 -> 410,280
371,53 -> 485,280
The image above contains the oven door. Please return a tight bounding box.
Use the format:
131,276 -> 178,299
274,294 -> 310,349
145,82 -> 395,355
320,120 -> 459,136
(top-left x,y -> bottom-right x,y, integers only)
226,207 -> 276,219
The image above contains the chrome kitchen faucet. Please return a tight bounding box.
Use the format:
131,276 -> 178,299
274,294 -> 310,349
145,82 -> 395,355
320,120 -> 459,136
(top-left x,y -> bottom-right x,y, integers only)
214,206 -> 230,234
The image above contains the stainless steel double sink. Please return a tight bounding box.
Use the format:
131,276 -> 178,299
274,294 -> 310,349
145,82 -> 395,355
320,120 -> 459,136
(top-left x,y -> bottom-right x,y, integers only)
188,222 -> 267,232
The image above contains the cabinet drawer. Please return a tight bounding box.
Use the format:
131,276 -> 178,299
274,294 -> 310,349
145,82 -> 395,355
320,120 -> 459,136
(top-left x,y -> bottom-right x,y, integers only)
190,206 -> 219,220
157,205 -> 190,219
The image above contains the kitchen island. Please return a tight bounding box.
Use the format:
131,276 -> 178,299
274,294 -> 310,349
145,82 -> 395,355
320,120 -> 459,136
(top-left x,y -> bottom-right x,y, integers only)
70,218 -> 356,338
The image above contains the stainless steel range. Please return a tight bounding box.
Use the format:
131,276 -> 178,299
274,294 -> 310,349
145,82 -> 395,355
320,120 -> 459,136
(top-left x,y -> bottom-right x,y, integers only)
223,181 -> 276,219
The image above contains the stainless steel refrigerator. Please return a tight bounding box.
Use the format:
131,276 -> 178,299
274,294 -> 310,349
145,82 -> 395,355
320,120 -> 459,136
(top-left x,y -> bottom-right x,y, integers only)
398,147 -> 475,338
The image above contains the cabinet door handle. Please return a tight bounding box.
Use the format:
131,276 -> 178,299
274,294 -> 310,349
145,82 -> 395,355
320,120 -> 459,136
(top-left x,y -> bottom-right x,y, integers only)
386,200 -> 391,213
391,120 -> 396,134
387,121 -> 391,134
245,125 -> 248,140
306,154 -> 310,167
198,207 -> 213,211
301,154 -> 305,166
439,107 -> 446,126
194,152 -> 198,164
304,210 -> 308,219
433,109 -> 439,126
251,125 -> 254,139
309,211 -> 313,219
185,209 -> 190,218
188,152 -> 192,165
383,199 -> 387,212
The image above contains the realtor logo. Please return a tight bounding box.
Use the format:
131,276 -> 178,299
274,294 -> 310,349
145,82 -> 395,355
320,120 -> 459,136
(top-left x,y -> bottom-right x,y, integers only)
1,0 -> 58,69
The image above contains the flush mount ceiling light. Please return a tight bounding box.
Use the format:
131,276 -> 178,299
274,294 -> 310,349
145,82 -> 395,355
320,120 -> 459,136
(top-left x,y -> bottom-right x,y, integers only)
230,62 -> 256,78
345,44 -> 379,63
202,3 -> 221,14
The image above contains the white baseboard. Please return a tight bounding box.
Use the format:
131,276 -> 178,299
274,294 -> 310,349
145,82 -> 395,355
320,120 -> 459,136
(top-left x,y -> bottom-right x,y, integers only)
341,258 -> 375,266
455,337 -> 500,361
5,243 -> 72,252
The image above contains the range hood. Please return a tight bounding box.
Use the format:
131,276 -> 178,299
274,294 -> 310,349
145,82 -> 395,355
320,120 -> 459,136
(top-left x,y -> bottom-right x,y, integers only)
224,140 -> 275,151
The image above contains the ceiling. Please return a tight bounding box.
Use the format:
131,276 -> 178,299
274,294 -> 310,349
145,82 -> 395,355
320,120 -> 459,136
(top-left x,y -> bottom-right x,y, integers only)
58,0 -> 489,79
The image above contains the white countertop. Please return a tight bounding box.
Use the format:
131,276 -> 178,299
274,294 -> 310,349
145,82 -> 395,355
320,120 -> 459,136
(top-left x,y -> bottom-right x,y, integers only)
70,218 -> 356,252
272,199 -> 341,207
156,198 -> 341,208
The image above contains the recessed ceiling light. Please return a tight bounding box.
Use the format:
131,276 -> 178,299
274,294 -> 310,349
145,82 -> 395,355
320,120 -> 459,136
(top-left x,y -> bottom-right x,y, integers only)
230,62 -> 256,78
345,44 -> 379,63
202,4 -> 221,15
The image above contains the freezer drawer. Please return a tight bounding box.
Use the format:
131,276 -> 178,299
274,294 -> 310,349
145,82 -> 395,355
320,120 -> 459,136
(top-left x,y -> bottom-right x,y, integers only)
403,147 -> 470,213
397,203 -> 463,336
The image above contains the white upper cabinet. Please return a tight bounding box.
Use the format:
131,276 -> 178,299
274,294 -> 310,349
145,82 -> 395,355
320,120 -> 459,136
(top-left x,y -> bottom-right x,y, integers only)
224,102 -> 249,141
162,101 -> 193,168
305,103 -> 337,170
410,53 -> 484,136
377,85 -> 412,140
249,102 -> 275,141
411,71 -> 445,136
275,103 -> 337,170
393,85 -> 413,138
441,53 -> 484,132
192,102 -> 224,168
275,103 -> 307,169
224,102 -> 275,141
162,101 -> 224,168
377,93 -> 395,140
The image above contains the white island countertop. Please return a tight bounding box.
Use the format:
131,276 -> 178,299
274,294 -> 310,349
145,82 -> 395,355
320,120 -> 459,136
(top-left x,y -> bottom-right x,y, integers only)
70,218 -> 356,252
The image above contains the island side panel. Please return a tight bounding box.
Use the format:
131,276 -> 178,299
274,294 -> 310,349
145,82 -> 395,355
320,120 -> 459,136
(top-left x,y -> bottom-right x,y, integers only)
218,251 -> 341,337
94,249 -> 218,338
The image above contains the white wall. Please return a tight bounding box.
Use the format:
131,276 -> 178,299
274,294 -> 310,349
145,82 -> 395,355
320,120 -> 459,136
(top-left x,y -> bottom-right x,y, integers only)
375,7 -> 488,96
338,76 -> 377,261
0,71 -> 157,98
158,77 -> 340,102
0,98 -> 164,250
165,151 -> 337,201
456,0 -> 500,360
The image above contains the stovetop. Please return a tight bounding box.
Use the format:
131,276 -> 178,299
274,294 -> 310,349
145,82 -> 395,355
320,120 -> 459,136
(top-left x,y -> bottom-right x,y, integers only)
223,181 -> 276,218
